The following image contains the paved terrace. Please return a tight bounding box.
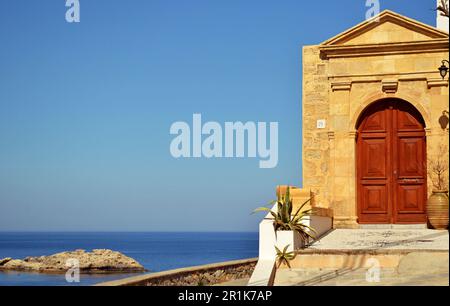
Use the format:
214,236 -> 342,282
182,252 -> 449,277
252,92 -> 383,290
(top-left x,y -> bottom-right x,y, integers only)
274,229 -> 449,286
310,229 -> 449,251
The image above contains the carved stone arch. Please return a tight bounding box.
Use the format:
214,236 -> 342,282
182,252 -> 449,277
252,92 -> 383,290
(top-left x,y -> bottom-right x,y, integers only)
350,93 -> 431,131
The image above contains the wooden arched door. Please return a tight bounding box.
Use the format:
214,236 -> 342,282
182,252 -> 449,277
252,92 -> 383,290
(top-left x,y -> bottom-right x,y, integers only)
357,99 -> 427,224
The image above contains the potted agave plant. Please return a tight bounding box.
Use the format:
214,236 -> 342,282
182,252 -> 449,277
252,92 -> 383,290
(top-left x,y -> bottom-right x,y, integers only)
254,187 -> 316,253
427,145 -> 449,230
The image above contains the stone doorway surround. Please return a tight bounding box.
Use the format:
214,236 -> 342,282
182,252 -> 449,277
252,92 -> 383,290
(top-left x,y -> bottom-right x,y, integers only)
301,10 -> 449,228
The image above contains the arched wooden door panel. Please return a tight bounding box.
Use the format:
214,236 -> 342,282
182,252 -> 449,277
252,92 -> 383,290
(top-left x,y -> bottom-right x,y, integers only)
357,99 -> 427,224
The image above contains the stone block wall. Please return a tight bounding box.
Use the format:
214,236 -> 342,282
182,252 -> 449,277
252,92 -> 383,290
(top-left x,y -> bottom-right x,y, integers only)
301,12 -> 449,228
302,46 -> 332,209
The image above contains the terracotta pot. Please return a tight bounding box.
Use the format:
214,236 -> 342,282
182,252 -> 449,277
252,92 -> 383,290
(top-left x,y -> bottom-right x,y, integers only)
427,190 -> 449,230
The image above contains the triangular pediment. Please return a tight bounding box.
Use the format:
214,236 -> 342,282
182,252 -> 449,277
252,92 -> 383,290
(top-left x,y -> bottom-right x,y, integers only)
322,10 -> 449,46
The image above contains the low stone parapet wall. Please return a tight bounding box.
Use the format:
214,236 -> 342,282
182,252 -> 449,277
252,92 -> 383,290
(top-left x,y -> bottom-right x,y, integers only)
95,258 -> 257,286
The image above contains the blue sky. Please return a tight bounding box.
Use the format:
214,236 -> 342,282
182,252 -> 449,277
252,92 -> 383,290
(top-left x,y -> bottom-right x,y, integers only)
0,0 -> 438,231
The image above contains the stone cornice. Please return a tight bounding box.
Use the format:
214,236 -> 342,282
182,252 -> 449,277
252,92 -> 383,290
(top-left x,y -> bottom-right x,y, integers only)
320,39 -> 449,59
322,10 -> 449,46
427,78 -> 449,88
328,77 -> 449,89
329,71 -> 438,80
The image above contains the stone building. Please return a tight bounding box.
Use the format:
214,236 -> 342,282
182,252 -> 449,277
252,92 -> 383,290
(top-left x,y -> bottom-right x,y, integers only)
300,10 -> 449,228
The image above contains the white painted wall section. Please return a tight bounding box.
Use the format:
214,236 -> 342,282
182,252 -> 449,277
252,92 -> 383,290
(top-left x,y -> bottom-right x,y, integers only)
248,205 -> 333,286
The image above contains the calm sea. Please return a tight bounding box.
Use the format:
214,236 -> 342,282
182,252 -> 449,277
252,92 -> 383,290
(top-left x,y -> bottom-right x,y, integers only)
0,232 -> 258,286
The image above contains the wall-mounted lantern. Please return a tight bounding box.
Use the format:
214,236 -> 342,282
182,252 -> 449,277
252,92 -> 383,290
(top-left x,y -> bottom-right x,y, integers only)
438,60 -> 449,79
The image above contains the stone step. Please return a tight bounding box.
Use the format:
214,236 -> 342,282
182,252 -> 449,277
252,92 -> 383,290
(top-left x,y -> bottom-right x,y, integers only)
309,229 -> 449,250
285,249 -> 448,270
275,267 -> 449,286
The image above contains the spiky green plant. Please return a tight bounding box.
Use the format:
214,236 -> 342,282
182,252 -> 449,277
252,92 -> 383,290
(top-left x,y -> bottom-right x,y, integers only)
275,245 -> 296,269
253,187 -> 316,242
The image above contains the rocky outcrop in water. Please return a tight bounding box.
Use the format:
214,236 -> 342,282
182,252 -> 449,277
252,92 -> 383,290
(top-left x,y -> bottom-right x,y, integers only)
0,249 -> 145,274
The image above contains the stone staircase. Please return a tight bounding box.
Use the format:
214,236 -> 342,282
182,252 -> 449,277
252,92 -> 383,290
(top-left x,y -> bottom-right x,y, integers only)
274,229 -> 449,286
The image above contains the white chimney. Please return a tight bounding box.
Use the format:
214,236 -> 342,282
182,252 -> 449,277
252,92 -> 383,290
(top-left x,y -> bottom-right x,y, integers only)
437,0 -> 449,32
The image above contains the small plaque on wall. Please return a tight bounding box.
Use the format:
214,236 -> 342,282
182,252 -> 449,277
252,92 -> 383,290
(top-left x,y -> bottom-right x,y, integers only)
317,119 -> 326,129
